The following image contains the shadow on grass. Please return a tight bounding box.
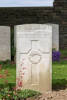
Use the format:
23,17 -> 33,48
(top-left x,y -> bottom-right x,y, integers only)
52,79 -> 67,91
0,60 -> 16,69
53,60 -> 67,65
0,83 -> 16,88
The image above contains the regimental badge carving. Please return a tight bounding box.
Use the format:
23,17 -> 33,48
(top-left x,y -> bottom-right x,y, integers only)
29,50 -> 41,64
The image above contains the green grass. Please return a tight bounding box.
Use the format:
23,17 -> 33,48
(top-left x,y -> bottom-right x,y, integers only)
60,49 -> 67,58
52,60 -> 67,89
19,89 -> 41,98
0,60 -> 67,90
0,61 -> 16,86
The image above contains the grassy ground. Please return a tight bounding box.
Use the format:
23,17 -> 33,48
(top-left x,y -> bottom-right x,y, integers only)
0,61 -> 16,86
52,60 -> 67,90
0,59 -> 67,90
60,49 -> 67,58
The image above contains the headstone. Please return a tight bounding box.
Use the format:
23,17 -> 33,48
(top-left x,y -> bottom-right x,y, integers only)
0,26 -> 11,61
14,24 -> 59,51
52,24 -> 59,51
15,24 -> 52,93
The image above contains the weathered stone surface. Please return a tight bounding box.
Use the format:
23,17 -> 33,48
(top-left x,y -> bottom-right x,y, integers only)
14,24 -> 59,51
0,26 -> 11,61
15,24 -> 52,93
52,24 -> 59,51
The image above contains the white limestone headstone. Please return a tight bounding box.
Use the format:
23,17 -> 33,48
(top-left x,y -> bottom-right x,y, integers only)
52,24 -> 59,51
15,24 -> 52,93
14,24 -> 59,51
0,26 -> 11,61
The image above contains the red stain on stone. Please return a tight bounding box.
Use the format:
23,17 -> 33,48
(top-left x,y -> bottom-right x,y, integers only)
18,81 -> 23,87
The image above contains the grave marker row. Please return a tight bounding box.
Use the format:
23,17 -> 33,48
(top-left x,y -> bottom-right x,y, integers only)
0,24 -> 59,61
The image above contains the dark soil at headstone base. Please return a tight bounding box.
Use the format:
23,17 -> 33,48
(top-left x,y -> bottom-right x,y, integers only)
27,89 -> 67,100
